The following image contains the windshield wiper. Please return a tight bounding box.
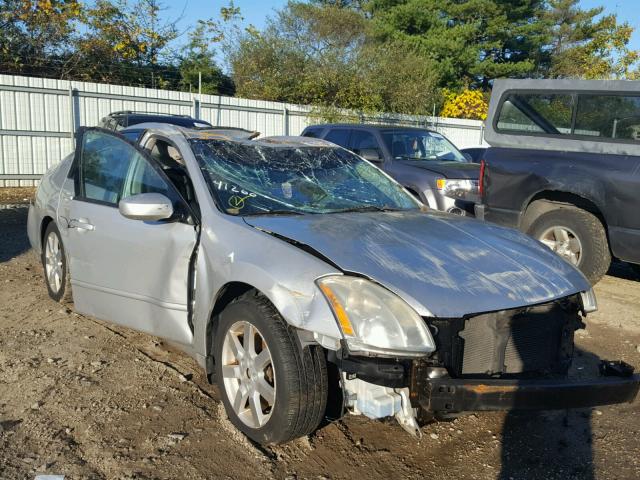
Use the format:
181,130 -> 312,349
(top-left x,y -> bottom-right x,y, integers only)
241,210 -> 305,217
330,205 -> 402,214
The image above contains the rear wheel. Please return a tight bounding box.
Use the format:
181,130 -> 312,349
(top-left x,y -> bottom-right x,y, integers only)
41,222 -> 72,303
527,206 -> 610,285
214,290 -> 327,444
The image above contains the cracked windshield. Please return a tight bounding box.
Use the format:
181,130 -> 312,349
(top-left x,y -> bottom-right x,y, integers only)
382,130 -> 466,162
190,139 -> 420,215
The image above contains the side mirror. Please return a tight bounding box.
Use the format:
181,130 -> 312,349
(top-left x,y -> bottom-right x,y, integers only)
119,193 -> 173,221
359,148 -> 383,163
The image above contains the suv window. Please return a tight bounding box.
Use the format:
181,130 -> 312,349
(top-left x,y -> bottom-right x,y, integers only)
302,127 -> 324,138
496,93 -> 573,134
349,130 -> 382,156
575,94 -> 640,140
324,129 -> 350,147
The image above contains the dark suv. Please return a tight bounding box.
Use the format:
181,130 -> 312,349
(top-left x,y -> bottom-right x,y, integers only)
302,124 -> 480,215
476,79 -> 640,284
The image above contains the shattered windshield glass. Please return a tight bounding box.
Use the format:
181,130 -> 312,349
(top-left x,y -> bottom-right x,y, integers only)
190,139 -> 420,216
381,130 -> 466,162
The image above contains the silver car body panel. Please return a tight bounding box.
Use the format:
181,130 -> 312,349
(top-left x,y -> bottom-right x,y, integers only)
244,210 -> 590,318
27,124 -> 589,370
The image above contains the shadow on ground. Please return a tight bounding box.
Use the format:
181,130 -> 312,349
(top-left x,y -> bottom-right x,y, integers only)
498,347 -> 602,479
607,260 -> 640,282
0,206 -> 30,263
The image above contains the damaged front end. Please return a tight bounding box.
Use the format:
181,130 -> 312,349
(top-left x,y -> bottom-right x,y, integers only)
334,294 -> 640,437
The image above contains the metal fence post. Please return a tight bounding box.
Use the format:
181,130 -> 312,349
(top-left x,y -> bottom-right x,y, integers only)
282,106 -> 289,136
479,123 -> 485,144
68,85 -> 75,140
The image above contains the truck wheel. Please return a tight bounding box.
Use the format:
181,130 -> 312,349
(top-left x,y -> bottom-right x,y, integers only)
631,264 -> 640,279
41,222 -> 73,303
214,290 -> 327,445
527,207 -> 610,284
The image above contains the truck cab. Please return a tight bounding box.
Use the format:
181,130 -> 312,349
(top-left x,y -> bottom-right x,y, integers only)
476,79 -> 640,284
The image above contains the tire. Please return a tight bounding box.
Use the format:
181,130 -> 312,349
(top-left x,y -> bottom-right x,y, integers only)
527,206 -> 610,285
214,290 -> 327,445
41,222 -> 73,304
631,263 -> 640,279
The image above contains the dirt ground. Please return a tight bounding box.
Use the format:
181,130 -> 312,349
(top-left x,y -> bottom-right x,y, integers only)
1,191 -> 639,480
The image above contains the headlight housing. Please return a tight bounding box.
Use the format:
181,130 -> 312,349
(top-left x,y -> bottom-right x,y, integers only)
316,275 -> 435,357
436,178 -> 479,199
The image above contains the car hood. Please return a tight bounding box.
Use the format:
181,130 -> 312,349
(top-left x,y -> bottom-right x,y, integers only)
398,160 -> 479,179
244,210 -> 590,318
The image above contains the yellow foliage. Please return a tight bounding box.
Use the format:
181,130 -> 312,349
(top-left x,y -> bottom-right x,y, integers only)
440,89 -> 488,121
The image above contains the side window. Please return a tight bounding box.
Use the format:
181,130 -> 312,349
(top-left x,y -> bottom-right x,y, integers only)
324,129 -> 350,147
79,130 -> 177,206
349,130 -> 382,156
80,130 -> 136,205
497,93 -> 573,135
575,94 -> 640,140
302,127 -> 323,138
121,154 -> 175,200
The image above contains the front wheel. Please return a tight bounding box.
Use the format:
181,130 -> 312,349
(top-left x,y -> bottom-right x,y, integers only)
527,206 -> 610,285
41,222 -> 72,303
214,291 -> 327,444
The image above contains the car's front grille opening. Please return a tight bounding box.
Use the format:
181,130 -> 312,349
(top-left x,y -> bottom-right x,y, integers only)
424,296 -> 582,378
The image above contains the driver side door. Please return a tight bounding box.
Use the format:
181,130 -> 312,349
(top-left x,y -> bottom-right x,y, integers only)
59,128 -> 198,345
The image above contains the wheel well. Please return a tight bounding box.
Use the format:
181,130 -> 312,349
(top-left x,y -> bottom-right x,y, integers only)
205,281 -> 256,372
40,216 -> 54,248
522,191 -> 606,233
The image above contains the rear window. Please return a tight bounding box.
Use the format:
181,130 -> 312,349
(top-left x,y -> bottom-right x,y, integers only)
495,91 -> 640,143
496,93 -> 573,134
575,95 -> 640,140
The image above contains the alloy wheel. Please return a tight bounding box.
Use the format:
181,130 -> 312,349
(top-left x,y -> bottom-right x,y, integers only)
538,226 -> 582,266
44,232 -> 63,293
221,321 -> 276,428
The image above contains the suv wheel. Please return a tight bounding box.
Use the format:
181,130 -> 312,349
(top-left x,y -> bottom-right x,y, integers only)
214,290 -> 327,444
41,222 -> 73,303
527,206 -> 610,284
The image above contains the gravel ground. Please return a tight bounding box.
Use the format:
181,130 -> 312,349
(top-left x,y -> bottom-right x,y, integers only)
0,194 -> 639,480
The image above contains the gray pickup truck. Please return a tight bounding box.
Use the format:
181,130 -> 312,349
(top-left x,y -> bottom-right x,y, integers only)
476,79 -> 640,284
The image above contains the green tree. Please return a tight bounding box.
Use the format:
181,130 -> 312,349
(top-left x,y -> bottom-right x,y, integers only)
544,0 -> 639,79
229,1 -> 440,115
366,0 -> 549,90
0,0 -> 83,76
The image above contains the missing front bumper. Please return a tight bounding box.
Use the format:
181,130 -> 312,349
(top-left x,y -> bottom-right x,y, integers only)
417,362 -> 640,413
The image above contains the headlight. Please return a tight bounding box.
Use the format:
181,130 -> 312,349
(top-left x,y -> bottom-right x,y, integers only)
436,178 -> 478,199
580,288 -> 598,313
316,275 -> 435,357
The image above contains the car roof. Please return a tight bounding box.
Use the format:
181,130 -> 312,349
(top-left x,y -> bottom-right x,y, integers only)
123,124 -> 336,147
307,123 -> 436,132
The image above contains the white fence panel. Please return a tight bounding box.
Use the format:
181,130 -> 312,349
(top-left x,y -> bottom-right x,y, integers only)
0,74 -> 487,186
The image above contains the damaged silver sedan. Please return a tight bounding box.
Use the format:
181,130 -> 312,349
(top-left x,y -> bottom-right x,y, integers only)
27,124 -> 639,444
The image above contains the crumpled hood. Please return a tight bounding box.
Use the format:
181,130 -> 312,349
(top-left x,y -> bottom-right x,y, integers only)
244,210 -> 590,318
398,160 -> 479,179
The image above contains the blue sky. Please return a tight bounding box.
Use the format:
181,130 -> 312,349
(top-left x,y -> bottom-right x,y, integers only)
166,0 -> 640,51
